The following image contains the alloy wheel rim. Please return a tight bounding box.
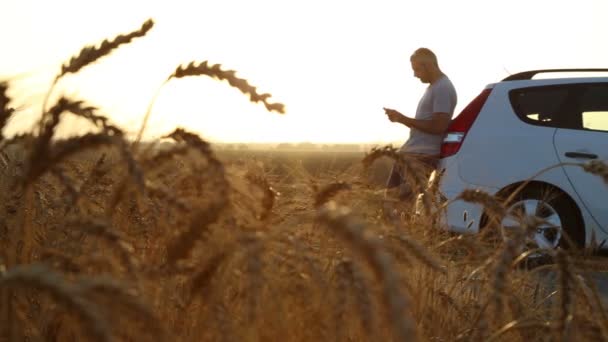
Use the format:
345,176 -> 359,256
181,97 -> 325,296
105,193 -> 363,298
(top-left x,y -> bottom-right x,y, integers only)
501,199 -> 562,250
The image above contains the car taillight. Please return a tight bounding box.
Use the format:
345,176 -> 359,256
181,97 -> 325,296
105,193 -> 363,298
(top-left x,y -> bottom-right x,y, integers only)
440,88 -> 492,158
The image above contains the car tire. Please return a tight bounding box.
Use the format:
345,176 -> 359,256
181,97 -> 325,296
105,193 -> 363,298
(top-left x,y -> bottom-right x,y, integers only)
501,186 -> 584,250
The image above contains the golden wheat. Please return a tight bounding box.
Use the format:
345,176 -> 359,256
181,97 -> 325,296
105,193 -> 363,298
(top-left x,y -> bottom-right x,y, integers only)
0,264 -> 111,342
317,202 -> 418,342
388,233 -> 446,274
42,19 -> 154,112
582,160 -> 608,185
166,206 -> 224,265
169,61 -> 285,114
245,171 -> 277,220
71,219 -> 138,275
0,81 -> 14,142
76,276 -> 165,340
4,13 -> 608,342
555,249 -> 573,340
189,250 -> 230,298
313,181 -> 351,208
59,19 -> 154,78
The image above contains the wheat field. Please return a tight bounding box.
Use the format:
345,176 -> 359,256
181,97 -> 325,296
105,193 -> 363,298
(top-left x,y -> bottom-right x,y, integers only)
1,18 -> 608,342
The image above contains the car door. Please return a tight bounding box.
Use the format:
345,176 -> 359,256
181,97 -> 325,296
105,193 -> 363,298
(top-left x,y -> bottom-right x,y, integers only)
553,83 -> 608,232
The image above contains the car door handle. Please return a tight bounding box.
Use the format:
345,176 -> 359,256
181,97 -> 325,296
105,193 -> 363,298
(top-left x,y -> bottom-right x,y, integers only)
565,152 -> 598,159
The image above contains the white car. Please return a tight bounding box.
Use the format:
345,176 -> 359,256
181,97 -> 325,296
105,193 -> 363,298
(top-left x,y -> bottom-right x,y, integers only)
431,69 -> 608,250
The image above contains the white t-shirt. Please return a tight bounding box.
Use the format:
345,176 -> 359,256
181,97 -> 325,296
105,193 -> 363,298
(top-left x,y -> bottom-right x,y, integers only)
401,75 -> 457,156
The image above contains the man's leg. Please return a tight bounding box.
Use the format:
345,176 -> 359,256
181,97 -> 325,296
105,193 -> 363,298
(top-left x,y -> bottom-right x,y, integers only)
384,155 -> 439,221
383,162 -> 414,221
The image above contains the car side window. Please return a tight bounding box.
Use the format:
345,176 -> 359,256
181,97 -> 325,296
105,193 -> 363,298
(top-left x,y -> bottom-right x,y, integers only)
509,86 -> 571,127
578,84 -> 608,132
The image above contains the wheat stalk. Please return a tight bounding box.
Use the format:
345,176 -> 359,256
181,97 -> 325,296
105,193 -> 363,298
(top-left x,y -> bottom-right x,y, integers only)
335,258 -> 375,338
317,202 -> 418,342
163,128 -> 229,202
241,232 -> 265,324
76,277 -> 165,341
30,98 -> 71,172
166,205 -> 224,265
71,219 -> 138,275
40,248 -> 83,273
28,97 -> 134,185
50,167 -> 79,207
487,320 -> 552,342
159,130 -> 230,265
0,264 -> 111,342
246,172 -> 277,220
141,144 -> 190,168
275,233 -> 327,289
42,19 -> 154,112
144,180 -> 191,212
58,99 -> 123,136
27,133 -> 117,184
59,19 -> 154,78
29,130 -> 144,197
163,128 -> 221,168
457,189 -> 506,220
134,60 -> 285,148
314,181 -> 351,208
554,249 -> 573,341
362,145 -> 431,208
64,153 -> 109,213
170,61 -> 285,113
212,302 -> 234,342
0,133 -> 30,154
333,258 -> 351,340
490,216 -> 543,320
387,233 -> 446,274
582,160 -> 608,185
190,251 -> 230,298
0,81 -> 15,143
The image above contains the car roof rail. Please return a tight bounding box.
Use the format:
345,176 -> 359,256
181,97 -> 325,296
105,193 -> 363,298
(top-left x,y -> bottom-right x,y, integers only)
502,68 -> 608,81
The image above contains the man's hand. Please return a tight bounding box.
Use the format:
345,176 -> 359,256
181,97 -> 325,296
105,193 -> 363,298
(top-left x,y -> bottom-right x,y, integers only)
383,107 -> 404,123
383,107 -> 451,135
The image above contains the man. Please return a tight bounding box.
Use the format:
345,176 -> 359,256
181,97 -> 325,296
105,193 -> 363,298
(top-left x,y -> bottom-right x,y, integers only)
383,48 -> 457,213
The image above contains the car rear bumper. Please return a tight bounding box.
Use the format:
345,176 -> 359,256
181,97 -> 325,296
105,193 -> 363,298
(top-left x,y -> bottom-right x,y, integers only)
417,156 -> 499,234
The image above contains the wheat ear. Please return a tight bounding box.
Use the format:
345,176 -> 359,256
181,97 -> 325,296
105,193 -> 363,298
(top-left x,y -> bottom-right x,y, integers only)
190,250 -> 230,298
487,320 -> 551,342
0,81 -> 15,143
72,219 -> 138,275
361,145 -> 400,168
170,61 -> 285,113
582,160 -> 608,185
166,205 -> 224,265
317,203 -> 418,342
43,19 -> 154,112
554,249 -> 573,341
246,172 -> 277,220
314,181 -> 351,208
0,264 -> 110,342
76,277 -> 165,341
134,60 -> 285,147
388,233 -> 446,274
457,189 -> 506,220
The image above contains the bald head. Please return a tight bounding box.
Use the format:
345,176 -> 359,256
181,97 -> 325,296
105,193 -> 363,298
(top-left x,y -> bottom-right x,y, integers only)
410,48 -> 442,84
410,48 -> 439,67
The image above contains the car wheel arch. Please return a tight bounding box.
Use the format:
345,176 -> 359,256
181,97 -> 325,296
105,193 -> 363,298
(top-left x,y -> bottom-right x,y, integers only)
478,181 -> 585,245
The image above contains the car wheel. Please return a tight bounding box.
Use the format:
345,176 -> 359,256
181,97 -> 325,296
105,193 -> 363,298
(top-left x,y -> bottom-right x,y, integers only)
500,186 -> 584,250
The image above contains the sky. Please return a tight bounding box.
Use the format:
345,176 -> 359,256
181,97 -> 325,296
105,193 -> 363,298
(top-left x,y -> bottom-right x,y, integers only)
1,0 -> 607,144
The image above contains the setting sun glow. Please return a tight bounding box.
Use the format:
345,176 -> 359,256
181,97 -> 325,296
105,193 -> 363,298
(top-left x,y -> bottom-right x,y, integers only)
2,0 -> 608,144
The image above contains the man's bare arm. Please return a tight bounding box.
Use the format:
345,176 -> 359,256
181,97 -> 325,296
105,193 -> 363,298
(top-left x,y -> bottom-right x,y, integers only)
384,109 -> 451,135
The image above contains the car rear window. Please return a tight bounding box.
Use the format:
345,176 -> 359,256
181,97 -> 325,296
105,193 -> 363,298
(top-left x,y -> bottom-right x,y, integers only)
509,86 -> 571,127
510,83 -> 608,131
